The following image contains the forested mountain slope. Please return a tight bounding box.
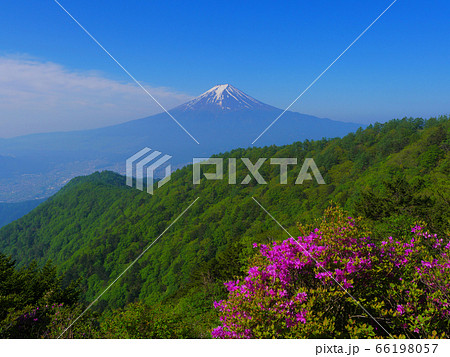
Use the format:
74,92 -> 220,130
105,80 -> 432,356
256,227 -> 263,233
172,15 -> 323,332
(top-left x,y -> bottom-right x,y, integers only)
0,116 -> 448,317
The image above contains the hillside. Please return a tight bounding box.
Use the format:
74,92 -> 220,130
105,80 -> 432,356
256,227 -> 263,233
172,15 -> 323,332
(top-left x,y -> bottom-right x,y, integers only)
0,116 -> 448,324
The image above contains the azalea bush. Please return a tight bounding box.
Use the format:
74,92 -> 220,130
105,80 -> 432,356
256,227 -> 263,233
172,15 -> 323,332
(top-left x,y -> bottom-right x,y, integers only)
212,206 -> 450,338
0,256 -> 87,339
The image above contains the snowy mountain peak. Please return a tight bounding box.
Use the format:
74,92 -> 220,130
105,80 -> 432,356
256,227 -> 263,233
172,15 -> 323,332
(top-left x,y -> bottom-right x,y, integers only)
174,84 -> 276,112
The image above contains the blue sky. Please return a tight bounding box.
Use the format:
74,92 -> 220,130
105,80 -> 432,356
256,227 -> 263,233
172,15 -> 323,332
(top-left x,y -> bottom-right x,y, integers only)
0,0 -> 449,137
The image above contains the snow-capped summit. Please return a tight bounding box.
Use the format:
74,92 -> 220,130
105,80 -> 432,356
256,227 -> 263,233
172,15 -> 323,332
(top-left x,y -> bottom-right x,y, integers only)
174,84 -> 276,112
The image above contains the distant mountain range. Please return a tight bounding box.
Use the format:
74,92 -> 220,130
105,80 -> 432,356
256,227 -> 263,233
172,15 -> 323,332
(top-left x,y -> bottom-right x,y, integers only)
0,84 -> 363,202
0,199 -> 45,228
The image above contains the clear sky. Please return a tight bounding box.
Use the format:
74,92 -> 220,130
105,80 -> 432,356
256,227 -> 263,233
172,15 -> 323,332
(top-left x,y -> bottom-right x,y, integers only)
0,0 -> 449,137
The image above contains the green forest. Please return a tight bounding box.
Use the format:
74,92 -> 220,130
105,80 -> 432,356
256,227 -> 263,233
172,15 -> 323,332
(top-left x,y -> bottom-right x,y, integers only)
0,116 -> 448,338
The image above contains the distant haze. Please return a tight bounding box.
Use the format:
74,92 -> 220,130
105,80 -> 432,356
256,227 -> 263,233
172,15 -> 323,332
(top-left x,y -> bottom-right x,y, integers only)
0,56 -> 193,138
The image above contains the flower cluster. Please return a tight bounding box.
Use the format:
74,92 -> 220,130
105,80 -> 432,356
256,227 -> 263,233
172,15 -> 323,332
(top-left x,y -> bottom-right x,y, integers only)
212,208 -> 450,338
7,303 -> 65,339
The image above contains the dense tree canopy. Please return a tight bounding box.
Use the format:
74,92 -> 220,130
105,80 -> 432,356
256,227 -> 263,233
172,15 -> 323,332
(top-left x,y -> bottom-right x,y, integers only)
0,116 -> 448,338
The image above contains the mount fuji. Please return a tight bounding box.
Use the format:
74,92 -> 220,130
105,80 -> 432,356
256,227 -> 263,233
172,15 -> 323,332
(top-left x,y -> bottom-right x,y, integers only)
0,84 -> 364,201
175,84 -> 275,112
